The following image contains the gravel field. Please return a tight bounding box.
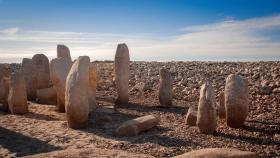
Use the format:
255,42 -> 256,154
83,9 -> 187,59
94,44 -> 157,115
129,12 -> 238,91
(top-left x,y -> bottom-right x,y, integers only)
0,61 -> 279,157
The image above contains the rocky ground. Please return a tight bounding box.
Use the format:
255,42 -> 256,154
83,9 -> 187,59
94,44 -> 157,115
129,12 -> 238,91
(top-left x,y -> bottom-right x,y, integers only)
0,61 -> 280,157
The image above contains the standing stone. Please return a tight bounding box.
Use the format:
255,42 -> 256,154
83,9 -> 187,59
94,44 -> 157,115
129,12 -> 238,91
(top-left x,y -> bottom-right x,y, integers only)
36,87 -> 57,105
114,43 -> 130,105
196,81 -> 217,134
225,74 -> 249,128
8,71 -> 28,114
159,68 -> 172,107
115,115 -> 160,136
22,58 -> 37,100
57,44 -> 72,61
218,91 -> 226,119
0,65 -> 11,80
65,56 -> 90,129
0,77 -> 10,111
50,58 -> 72,112
32,54 -> 50,89
185,107 -> 197,126
88,63 -> 98,112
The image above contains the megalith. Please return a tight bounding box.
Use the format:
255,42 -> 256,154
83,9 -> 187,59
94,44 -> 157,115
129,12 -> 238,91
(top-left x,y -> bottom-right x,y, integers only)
159,68 -> 172,107
32,54 -> 50,89
22,58 -> 37,100
57,44 -> 72,61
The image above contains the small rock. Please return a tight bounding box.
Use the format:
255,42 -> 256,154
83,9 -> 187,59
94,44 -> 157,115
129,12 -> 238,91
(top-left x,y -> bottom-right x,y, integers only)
185,107 -> 197,126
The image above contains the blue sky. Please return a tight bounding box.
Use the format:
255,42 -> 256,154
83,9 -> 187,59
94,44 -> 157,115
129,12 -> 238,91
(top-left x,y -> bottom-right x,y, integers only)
0,0 -> 280,62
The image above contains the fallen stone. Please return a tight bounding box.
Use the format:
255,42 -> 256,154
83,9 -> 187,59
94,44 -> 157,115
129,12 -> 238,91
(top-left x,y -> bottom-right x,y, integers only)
173,148 -> 257,158
116,115 -> 159,136
24,147 -> 154,158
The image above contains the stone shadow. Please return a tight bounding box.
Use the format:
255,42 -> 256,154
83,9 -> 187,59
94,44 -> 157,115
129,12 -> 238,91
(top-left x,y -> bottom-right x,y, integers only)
214,131 -> 280,146
0,127 -> 61,157
23,112 -> 60,121
124,103 -> 187,115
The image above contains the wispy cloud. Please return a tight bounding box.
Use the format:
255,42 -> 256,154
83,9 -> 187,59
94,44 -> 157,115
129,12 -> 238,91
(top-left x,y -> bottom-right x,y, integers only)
0,14 -> 280,62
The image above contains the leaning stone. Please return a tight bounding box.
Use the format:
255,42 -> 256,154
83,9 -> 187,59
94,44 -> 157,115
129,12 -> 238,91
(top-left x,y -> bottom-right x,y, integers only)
218,91 -> 226,119
32,54 -> 50,89
115,115 -> 159,136
65,56 -> 90,129
172,148 -> 257,158
36,87 -> 57,105
57,44 -> 72,61
114,43 -> 130,105
185,107 -> 197,126
196,81 -> 217,134
0,77 -> 10,111
50,58 -> 72,112
22,58 -> 37,100
225,74 -> 249,128
8,71 -> 28,114
159,68 -> 173,107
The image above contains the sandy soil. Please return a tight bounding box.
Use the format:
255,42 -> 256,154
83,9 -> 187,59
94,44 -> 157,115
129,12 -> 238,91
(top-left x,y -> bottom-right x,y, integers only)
0,61 -> 279,157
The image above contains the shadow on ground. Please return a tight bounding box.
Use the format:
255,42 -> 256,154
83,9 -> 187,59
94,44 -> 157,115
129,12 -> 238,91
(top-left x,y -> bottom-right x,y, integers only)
0,127 -> 61,157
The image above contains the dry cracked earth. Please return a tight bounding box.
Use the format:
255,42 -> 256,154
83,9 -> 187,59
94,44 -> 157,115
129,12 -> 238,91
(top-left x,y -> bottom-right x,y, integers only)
0,61 -> 279,157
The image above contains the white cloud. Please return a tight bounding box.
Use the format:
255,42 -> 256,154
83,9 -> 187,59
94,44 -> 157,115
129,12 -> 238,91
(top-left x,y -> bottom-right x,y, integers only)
0,27 -> 20,35
0,14 -> 280,62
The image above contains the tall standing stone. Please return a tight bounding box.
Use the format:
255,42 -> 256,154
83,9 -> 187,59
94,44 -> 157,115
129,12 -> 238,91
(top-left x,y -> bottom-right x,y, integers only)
225,74 -> 249,128
32,54 -> 50,89
22,58 -> 37,100
159,68 -> 172,107
88,63 -> 98,112
196,81 -> 217,134
65,56 -> 90,129
50,58 -> 72,112
8,71 -> 28,114
114,43 -> 130,105
218,91 -> 226,119
57,44 -> 72,61
0,77 -> 10,111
